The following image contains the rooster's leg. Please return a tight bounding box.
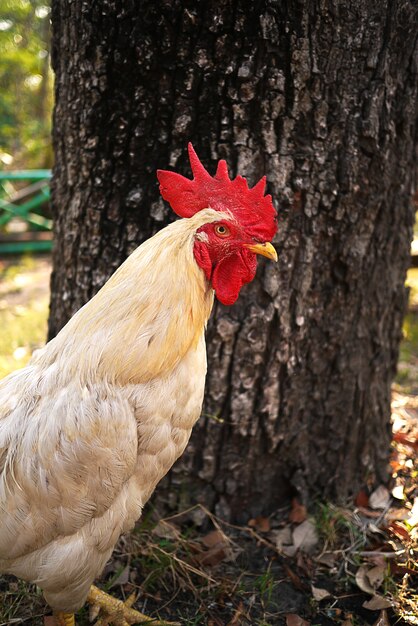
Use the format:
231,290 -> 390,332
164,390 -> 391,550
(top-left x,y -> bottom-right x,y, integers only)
54,612 -> 75,626
87,584 -> 179,626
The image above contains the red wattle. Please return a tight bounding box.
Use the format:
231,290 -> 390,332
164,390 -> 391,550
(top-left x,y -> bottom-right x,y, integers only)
211,251 -> 257,305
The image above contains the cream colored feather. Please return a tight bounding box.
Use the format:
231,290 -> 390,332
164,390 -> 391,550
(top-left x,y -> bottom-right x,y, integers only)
0,209 -> 227,612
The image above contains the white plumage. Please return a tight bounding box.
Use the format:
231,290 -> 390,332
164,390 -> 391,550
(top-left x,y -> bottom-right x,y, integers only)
0,210 -> 222,613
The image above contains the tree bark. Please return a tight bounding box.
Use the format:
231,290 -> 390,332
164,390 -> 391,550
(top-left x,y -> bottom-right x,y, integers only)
50,0 -> 417,522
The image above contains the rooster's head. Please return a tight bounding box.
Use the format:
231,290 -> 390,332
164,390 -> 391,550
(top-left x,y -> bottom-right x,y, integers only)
157,143 -> 277,305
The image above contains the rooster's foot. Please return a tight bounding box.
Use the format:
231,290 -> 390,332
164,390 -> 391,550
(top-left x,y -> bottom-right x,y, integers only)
54,613 -> 75,626
87,584 -> 179,626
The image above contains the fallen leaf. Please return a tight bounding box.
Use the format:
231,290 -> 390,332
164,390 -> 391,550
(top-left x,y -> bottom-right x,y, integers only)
366,565 -> 385,589
44,618 -> 56,626
109,564 -> 130,587
315,552 -> 336,568
248,516 -> 270,532
289,499 -> 307,523
407,497 -> 418,527
275,525 -> 293,550
194,545 -> 227,566
390,458 -> 403,472
355,563 -> 386,596
386,507 -> 411,521
357,507 -> 383,518
389,521 -> 410,541
369,486 -> 391,510
392,484 -> 405,500
393,431 -> 418,450
152,520 -> 180,540
363,596 -> 392,610
355,566 -> 376,595
201,530 -> 227,548
355,490 -> 369,507
311,585 -> 331,601
372,610 -> 390,626
282,544 -> 298,557
292,519 -> 318,554
285,613 -> 310,626
363,554 -> 387,568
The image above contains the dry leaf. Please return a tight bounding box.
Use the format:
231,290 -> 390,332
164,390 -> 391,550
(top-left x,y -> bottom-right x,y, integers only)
357,507 -> 383,519
275,525 -> 293,550
289,499 -> 307,523
392,484 -> 404,500
282,544 -> 298,557
355,490 -> 369,507
363,554 -> 387,568
389,521 -> 410,541
152,520 -> 180,540
407,497 -> 418,527
315,552 -> 336,568
363,596 -> 392,610
201,530 -> 227,548
195,544 -> 227,566
292,519 -> 318,554
311,585 -> 331,601
355,564 -> 385,595
386,507 -> 411,521
372,610 -> 390,626
393,431 -> 418,450
248,516 -> 271,532
369,486 -> 391,510
109,564 -> 130,587
366,565 -> 385,589
285,613 -> 310,626
355,566 -> 376,595
44,618 -> 56,626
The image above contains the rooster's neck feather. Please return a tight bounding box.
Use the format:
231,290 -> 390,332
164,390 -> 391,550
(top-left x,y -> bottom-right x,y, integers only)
37,210 -> 225,385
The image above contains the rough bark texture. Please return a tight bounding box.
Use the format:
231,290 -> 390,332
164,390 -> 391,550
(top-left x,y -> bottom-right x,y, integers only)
50,0 -> 417,522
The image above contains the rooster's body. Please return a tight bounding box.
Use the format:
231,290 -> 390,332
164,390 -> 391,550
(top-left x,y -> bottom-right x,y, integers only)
0,145 -> 277,624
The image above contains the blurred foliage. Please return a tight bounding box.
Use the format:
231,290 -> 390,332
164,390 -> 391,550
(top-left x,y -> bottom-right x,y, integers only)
396,267 -> 418,394
0,256 -> 49,378
0,0 -> 53,169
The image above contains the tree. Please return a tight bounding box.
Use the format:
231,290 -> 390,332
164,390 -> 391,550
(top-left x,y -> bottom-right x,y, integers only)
0,0 -> 53,168
49,0 -> 417,522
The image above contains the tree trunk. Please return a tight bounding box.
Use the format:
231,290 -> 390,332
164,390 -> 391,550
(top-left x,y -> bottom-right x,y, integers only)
50,0 -> 417,522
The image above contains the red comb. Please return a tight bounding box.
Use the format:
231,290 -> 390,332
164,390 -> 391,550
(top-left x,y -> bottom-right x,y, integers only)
157,143 -> 277,241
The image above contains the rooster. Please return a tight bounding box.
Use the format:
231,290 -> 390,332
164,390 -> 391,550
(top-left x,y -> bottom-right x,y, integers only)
0,144 -> 277,626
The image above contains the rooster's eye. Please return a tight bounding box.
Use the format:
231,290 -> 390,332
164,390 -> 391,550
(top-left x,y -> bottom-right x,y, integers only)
214,224 -> 230,238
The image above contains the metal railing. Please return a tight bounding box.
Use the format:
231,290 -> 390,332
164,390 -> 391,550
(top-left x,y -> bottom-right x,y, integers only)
0,170 -> 52,253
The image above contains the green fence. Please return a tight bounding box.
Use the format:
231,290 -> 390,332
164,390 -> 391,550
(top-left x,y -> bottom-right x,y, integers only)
0,170 -> 52,254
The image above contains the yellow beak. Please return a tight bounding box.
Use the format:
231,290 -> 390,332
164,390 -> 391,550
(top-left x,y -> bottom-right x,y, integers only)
244,241 -> 278,262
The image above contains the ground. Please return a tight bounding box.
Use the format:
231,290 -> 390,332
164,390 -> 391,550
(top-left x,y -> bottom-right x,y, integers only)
0,256 -> 416,626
